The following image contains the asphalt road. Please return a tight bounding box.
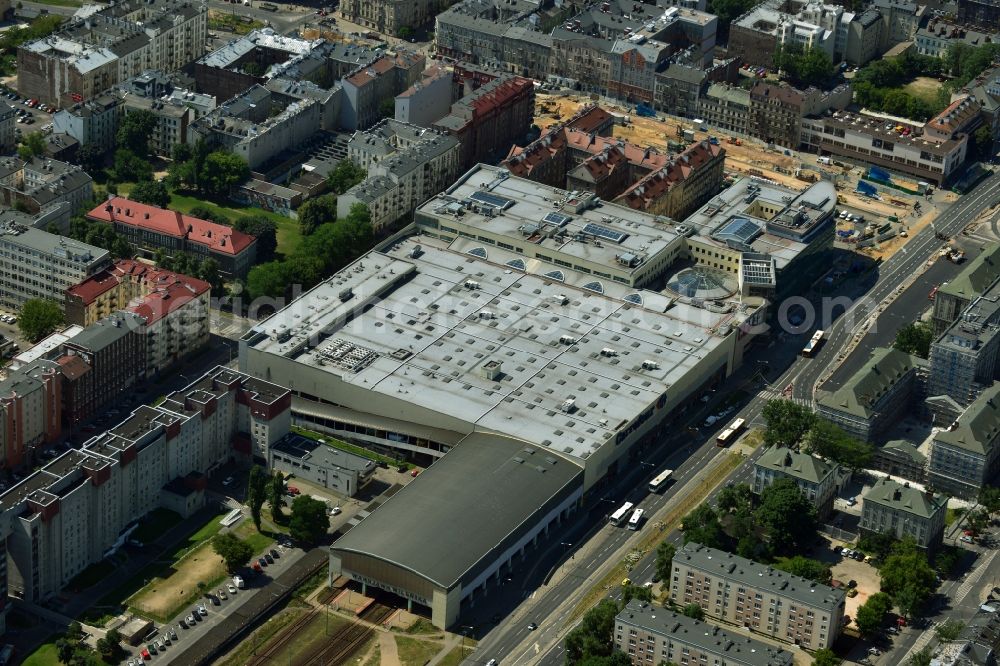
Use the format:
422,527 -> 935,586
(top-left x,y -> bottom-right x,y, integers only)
470,172 -> 1000,665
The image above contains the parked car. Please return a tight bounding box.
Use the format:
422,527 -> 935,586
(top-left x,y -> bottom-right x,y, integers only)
269,548 -> 280,559
228,583 -> 238,594
258,557 -> 268,568
264,553 -> 274,564
211,595 -> 221,606
961,535 -> 975,543
330,506 -> 342,515
887,626 -> 899,634
222,476 -> 234,486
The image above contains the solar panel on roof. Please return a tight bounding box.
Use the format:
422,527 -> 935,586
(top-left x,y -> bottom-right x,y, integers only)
469,191 -> 514,209
468,247 -> 488,259
582,223 -> 628,243
543,212 -> 572,226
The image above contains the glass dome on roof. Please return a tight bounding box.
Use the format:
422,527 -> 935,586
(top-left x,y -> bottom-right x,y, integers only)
666,266 -> 737,300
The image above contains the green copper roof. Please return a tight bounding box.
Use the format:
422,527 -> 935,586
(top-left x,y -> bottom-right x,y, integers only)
934,381 -> 1000,455
817,347 -> 923,418
863,477 -> 947,518
756,446 -> 837,484
938,243 -> 1000,300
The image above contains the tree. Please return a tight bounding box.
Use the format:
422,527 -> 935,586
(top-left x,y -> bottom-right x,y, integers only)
18,131 -> 47,160
289,495 -> 330,545
19,298 -> 64,342
246,261 -> 291,299
973,124 -> 995,161
233,215 -> 278,262
858,532 -> 896,561
654,541 -> 676,583
811,648 -> 841,666
379,97 -> 396,119
716,483 -> 753,513
681,504 -> 725,549
980,485 -> 1000,514
199,151 -> 249,195
893,322 -> 934,358
966,508 -> 990,535
247,465 -> 268,530
762,399 -> 816,448
910,647 -> 933,666
268,471 -> 285,523
707,0 -> 759,42
130,180 -> 170,208
936,619 -> 965,641
681,603 -> 704,620
197,257 -> 224,295
327,160 -> 367,195
855,592 -> 892,637
111,148 -> 152,182
297,194 -> 338,235
117,110 -> 157,157
772,556 -> 832,584
75,143 -> 106,173
565,599 -> 619,663
397,25 -> 413,39
880,540 -> 937,617
803,419 -> 874,471
66,622 -> 83,641
621,582 -> 653,607
212,532 -> 254,573
56,638 -> 74,664
757,478 -> 818,553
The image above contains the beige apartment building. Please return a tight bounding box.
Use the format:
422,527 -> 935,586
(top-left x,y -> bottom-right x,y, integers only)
670,543 -> 846,650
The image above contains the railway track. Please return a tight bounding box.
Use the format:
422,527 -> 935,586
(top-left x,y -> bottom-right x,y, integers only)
301,604 -> 394,666
245,605 -> 323,666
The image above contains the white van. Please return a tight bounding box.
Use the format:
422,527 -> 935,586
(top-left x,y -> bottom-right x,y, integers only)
233,575 -> 245,589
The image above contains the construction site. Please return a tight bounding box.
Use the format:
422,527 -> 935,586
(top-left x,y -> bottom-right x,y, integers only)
533,91 -> 941,264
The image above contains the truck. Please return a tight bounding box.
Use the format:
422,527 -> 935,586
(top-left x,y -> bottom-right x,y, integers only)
260,2 -> 277,9
682,129 -> 695,142
818,156 -> 832,165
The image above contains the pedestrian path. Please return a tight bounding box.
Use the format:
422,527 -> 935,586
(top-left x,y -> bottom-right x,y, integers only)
378,630 -> 402,666
754,389 -> 812,408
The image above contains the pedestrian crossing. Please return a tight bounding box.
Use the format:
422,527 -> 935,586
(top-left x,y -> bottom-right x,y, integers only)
755,388 -> 813,409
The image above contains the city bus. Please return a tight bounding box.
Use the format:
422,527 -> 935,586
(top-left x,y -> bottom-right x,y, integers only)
648,469 -> 674,493
627,508 -> 645,530
610,501 -> 635,527
801,330 -> 825,357
716,417 -> 746,446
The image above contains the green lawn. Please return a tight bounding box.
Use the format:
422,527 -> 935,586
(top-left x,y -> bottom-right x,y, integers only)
21,641 -> 59,666
132,508 -> 183,545
218,607 -> 311,666
29,0 -> 83,7
396,636 -> 443,666
438,645 -> 475,666
291,426 -> 413,469
231,519 -> 275,554
168,193 -> 302,256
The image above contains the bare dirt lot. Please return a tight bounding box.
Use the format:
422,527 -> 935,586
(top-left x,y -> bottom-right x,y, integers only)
130,542 -> 226,620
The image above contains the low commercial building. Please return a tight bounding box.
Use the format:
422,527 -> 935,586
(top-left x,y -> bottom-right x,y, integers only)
615,600 -> 794,666
0,366 -> 290,617
928,381 -> 1000,499
859,477 -> 947,549
753,447 -> 840,518
806,102 -> 974,186
268,433 -> 375,498
86,198 -> 257,279
670,542 -> 846,650
0,214 -> 109,312
816,347 -> 925,442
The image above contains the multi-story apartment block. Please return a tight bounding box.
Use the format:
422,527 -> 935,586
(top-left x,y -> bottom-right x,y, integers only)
817,347 -> 925,442
119,72 -> 216,157
845,10 -> 883,66
52,95 -> 122,152
699,85 -> 752,136
86,198 -> 257,279
860,477 -> 947,549
505,106 -> 726,221
0,101 -> 14,154
670,543 -> 846,650
394,65 -> 454,127
956,63 -> 1000,147
615,600 -> 795,666
339,121 -> 461,230
340,51 -> 425,131
749,81 -> 852,149
872,439 -> 927,484
753,446 -> 840,518
0,360 -> 63,470
0,366 -> 290,619
958,0 -> 1000,30
433,74 -> 534,170
339,0 -> 438,38
60,312 -> 147,427
0,214 -> 109,312
928,289 -> 1000,408
916,19 -> 995,58
653,65 -> 709,120
0,156 -> 94,225
928,381 -> 1000,498
931,244 -> 1000,335
17,0 -> 207,106
873,0 -> 924,51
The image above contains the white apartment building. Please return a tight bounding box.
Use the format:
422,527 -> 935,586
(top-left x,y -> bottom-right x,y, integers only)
0,366 -> 291,617
752,446 -> 840,518
670,543 -> 846,650
0,214 -> 109,311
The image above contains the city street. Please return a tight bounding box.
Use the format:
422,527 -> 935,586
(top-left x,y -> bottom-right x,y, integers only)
468,173 -> 1000,665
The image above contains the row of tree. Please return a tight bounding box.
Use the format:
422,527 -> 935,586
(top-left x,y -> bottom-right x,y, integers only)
761,400 -> 874,471
245,203 -> 373,300
772,45 -> 836,89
